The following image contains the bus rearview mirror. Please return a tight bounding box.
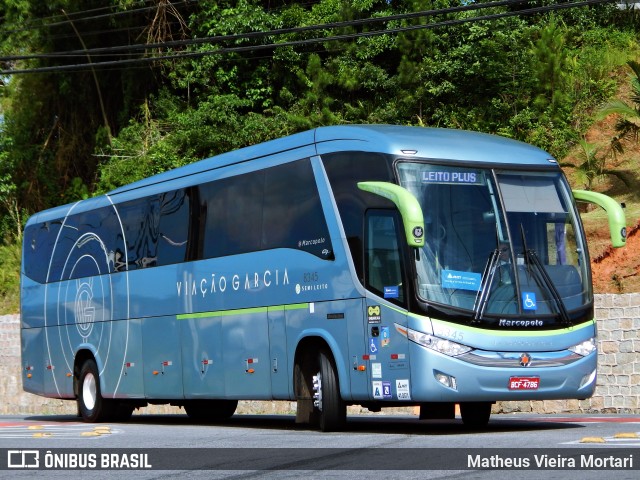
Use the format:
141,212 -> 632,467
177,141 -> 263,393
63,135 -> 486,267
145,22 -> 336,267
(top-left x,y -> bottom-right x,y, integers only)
573,189 -> 627,248
358,181 -> 425,248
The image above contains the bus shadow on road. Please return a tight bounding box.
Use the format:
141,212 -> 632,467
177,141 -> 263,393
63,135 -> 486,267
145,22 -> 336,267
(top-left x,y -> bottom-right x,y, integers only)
23,412 -> 585,435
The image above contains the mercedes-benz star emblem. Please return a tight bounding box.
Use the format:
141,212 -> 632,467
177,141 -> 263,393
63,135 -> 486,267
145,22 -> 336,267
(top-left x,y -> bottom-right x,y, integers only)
519,353 -> 532,367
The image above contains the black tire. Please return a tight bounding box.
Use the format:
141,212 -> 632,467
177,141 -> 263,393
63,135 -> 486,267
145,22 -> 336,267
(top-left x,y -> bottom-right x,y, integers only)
315,349 -> 346,432
459,402 -> 492,429
77,359 -> 114,423
184,400 -> 238,422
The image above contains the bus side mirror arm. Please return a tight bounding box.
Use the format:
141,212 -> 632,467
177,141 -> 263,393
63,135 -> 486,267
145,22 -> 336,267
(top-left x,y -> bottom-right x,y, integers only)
572,189 -> 627,248
357,181 -> 425,248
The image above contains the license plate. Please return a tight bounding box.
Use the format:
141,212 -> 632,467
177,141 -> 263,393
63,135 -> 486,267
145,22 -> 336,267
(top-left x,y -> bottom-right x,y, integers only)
509,377 -> 540,390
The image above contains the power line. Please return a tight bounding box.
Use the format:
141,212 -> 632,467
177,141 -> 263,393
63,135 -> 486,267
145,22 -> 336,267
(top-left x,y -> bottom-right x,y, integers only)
0,0 -> 196,36
0,0 -> 313,38
0,0 -> 532,61
0,0 -> 617,75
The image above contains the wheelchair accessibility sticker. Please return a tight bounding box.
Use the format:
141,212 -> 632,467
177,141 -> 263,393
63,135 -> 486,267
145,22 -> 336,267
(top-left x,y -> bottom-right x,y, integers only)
522,292 -> 537,311
369,337 -> 379,354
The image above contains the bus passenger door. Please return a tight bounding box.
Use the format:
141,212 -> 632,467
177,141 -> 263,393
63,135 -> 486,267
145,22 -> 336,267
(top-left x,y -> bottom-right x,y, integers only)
346,298 -> 370,400
364,211 -> 412,403
268,306 -> 290,399
363,299 -> 411,403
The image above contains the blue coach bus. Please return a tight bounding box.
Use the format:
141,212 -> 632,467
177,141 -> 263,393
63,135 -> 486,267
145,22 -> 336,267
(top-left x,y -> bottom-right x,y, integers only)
20,125 -> 626,431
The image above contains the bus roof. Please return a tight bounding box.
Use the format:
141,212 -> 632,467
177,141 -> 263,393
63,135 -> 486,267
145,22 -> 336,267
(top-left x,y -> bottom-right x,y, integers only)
107,125 -> 556,196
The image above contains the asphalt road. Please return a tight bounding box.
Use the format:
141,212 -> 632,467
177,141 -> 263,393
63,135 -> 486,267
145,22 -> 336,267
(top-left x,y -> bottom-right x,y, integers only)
0,412 -> 638,479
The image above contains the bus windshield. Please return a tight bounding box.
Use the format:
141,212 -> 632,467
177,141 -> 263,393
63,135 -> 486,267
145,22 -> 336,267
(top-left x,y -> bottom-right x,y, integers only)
396,162 -> 591,325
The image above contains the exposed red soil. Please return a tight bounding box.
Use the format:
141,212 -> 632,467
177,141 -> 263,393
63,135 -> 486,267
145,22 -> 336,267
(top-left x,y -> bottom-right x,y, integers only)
561,66 -> 640,293
591,220 -> 640,293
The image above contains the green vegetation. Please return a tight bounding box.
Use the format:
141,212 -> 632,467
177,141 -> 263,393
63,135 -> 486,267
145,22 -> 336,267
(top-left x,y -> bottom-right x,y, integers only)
1,1 -> 640,312
0,241 -> 20,313
599,60 -> 640,156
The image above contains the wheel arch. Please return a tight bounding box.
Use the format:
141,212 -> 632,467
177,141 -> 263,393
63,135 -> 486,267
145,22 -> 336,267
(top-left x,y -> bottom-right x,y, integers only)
292,330 -> 350,401
73,346 -> 103,398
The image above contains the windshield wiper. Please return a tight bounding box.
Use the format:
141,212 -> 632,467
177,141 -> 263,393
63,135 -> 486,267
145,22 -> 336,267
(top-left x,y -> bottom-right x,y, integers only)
472,247 -> 501,323
519,225 -> 571,326
525,249 -> 571,326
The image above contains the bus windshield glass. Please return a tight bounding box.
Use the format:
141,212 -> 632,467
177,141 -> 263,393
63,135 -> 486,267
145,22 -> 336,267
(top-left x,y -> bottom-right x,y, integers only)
396,162 -> 590,324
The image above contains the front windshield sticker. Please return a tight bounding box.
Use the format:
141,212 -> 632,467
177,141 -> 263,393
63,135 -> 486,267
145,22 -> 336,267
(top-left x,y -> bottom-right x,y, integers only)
442,269 -> 481,291
421,171 -> 483,185
384,286 -> 400,298
522,292 -> 537,311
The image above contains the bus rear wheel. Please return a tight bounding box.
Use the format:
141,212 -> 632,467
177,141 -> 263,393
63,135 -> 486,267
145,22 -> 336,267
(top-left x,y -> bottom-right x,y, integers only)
313,349 -> 346,432
77,359 -> 114,423
184,400 -> 238,422
459,402 -> 492,429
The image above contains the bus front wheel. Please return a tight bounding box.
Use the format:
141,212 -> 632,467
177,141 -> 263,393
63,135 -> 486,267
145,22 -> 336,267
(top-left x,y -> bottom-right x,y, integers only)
459,402 -> 492,429
313,349 -> 346,432
77,359 -> 113,423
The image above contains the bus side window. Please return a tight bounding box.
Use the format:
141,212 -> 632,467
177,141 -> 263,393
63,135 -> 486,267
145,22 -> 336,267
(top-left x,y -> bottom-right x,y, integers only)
119,197 -> 157,270
23,221 -> 62,283
157,189 -> 190,265
263,160 -> 333,259
200,171 -> 264,259
365,211 -> 405,304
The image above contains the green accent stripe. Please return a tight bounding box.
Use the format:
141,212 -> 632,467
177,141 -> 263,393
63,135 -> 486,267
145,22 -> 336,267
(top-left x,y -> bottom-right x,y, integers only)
177,303 -> 309,320
379,304 -> 594,337
284,303 -> 309,311
383,303 -> 408,316
430,317 -> 594,337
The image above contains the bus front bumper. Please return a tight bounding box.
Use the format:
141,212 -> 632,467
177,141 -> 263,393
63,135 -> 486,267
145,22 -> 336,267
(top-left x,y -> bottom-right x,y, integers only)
407,344 -> 597,402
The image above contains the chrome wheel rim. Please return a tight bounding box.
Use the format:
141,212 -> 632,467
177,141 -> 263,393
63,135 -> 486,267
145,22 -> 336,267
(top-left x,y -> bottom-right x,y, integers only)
312,372 -> 323,411
82,372 -> 97,411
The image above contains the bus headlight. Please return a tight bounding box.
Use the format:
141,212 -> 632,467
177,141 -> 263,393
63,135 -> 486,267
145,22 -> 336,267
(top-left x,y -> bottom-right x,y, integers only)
568,338 -> 597,357
407,328 -> 472,357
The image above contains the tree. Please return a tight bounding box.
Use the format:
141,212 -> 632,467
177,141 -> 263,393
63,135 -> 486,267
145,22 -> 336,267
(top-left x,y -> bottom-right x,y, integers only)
562,138 -> 630,191
529,18 -> 572,121
0,0 -> 180,211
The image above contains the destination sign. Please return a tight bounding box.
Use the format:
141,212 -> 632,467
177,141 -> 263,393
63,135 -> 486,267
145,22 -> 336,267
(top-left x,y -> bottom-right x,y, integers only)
421,171 -> 483,185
